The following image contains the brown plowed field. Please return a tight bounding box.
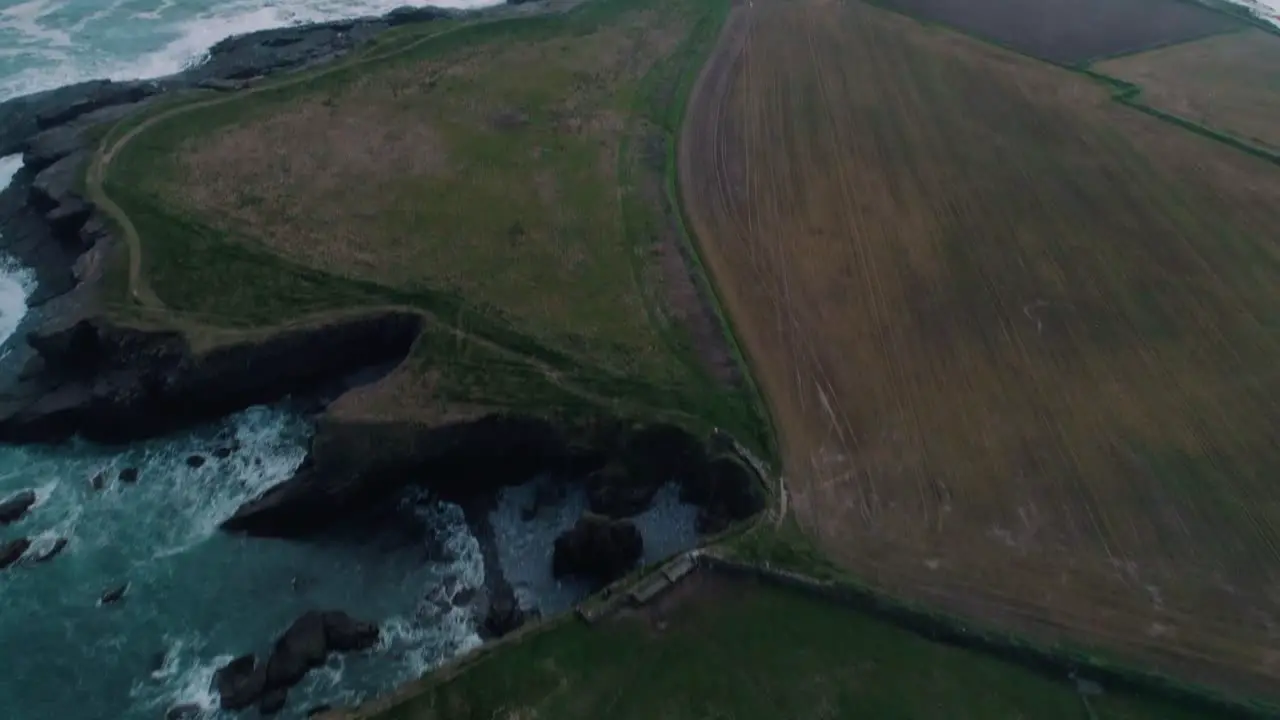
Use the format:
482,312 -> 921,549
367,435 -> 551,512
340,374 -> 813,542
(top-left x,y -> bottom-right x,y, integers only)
681,0 -> 1280,697
868,0 -> 1243,64
1098,28 -> 1280,151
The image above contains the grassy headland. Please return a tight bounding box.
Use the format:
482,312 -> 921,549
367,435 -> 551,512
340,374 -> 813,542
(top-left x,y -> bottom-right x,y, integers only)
95,0 -> 768,452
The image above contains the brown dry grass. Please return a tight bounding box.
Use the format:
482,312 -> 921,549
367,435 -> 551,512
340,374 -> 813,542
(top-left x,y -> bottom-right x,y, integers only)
164,11 -> 690,365
682,0 -> 1280,697
1098,29 -> 1280,151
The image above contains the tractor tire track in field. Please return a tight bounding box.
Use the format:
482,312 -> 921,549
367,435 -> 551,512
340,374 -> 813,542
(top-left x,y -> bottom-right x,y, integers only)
680,0 -> 1280,698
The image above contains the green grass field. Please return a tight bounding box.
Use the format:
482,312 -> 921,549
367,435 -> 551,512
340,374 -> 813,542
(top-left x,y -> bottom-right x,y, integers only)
353,572 -> 1220,720
95,0 -> 768,449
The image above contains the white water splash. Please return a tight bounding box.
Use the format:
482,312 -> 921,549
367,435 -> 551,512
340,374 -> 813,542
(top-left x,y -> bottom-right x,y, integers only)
0,154 -> 34,355
0,0 -> 504,102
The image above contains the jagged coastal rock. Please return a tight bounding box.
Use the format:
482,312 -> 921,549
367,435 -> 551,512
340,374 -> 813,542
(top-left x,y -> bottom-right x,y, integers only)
214,611 -> 379,714
0,538 -> 30,569
0,313 -> 421,443
552,514 -> 644,584
0,489 -> 35,525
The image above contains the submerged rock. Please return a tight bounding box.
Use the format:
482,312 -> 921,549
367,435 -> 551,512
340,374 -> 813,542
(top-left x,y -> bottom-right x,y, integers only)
306,705 -> 333,718
259,688 -> 288,716
215,653 -> 266,711
118,467 -> 139,484
99,582 -> 128,605
0,490 -> 36,525
89,471 -> 106,490
164,703 -> 202,720
186,454 -> 206,468
213,445 -> 235,459
552,514 -> 643,584
30,537 -> 67,563
0,538 -> 31,569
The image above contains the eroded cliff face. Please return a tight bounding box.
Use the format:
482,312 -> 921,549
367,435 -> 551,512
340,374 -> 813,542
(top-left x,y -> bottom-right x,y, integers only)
0,313 -> 422,443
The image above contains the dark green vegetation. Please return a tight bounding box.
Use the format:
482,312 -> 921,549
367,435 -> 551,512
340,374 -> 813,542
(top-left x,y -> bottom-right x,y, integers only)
353,571 -> 1225,720
868,0 -> 1244,64
98,0 -> 768,451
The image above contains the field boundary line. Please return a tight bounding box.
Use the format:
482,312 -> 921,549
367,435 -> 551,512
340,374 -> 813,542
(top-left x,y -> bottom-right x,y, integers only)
669,1 -> 783,469
854,0 -> 1280,168
696,555 -> 1280,720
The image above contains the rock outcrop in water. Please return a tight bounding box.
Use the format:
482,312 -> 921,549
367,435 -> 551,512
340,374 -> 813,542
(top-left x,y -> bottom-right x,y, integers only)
0,489 -> 35,525
552,514 -> 643,584
0,537 -> 29,569
215,610 -> 379,714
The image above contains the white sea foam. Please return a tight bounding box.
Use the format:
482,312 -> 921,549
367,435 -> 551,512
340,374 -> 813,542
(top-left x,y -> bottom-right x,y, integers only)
0,0 -> 503,102
131,636 -> 229,716
0,154 -> 34,355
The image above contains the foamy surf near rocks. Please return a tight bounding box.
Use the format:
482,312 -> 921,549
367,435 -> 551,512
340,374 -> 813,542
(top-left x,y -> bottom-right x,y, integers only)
214,610 -> 379,714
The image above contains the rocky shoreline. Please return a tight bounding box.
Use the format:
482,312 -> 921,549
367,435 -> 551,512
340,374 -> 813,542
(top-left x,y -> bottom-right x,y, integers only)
0,5 -> 765,712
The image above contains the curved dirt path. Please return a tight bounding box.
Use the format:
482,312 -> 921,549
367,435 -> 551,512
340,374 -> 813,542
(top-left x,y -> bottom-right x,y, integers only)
86,21 -> 476,312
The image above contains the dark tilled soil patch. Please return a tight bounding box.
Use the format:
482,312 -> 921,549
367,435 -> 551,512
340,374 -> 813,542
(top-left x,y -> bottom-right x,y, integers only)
870,0 -> 1244,64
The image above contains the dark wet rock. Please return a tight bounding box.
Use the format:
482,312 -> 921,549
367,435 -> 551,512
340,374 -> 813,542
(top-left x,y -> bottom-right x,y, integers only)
588,423 -> 711,519
223,412 -> 581,538
259,688 -> 288,716
507,0 -> 542,5
552,514 -> 643,584
586,462 -> 658,519
165,703 -> 202,720
682,453 -> 765,534
0,538 -> 31,569
30,537 -> 68,563
89,471 -> 106,490
0,489 -> 36,524
213,446 -> 235,459
24,101 -> 147,173
215,653 -> 266,711
195,78 -> 247,92
483,587 -> 530,639
186,454 -> 206,468
0,79 -> 158,156
149,650 -> 169,674
322,610 -> 379,652
385,5 -> 454,25
119,468 -> 139,484
306,705 -> 333,718
264,612 -> 328,692
100,582 -> 128,605
0,313 -> 421,444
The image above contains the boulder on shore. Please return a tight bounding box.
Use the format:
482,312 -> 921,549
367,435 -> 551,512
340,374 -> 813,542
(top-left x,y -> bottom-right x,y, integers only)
552,514 -> 643,584
0,538 -> 31,569
0,489 -> 36,525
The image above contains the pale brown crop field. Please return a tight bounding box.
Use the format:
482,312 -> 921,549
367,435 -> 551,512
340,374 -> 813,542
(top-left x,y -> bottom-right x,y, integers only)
1098,28 -> 1280,151
682,0 -> 1280,697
